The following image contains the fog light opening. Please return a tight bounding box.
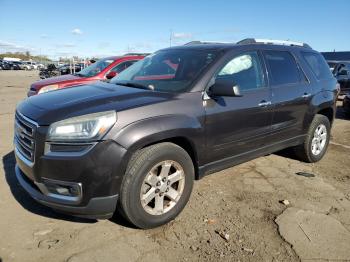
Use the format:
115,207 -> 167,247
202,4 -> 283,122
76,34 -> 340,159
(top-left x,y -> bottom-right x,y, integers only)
43,180 -> 81,198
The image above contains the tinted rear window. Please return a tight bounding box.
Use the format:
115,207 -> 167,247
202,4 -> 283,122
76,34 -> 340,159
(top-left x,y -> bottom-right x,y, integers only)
263,51 -> 301,86
302,52 -> 332,80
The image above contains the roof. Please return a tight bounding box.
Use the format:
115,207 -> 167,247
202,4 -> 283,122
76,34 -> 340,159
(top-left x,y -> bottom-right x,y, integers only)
101,54 -> 148,61
162,38 -> 312,52
162,43 -> 235,52
237,38 -> 312,49
102,56 -> 122,60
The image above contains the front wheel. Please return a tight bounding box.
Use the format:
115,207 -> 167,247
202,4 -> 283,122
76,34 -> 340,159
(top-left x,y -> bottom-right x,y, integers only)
119,142 -> 194,229
294,114 -> 331,163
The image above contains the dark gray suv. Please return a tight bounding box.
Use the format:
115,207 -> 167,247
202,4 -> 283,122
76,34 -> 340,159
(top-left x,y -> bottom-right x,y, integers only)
14,39 -> 338,228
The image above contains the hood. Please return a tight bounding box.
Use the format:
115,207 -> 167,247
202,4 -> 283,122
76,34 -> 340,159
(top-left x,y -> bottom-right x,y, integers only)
31,74 -> 82,90
17,81 -> 172,125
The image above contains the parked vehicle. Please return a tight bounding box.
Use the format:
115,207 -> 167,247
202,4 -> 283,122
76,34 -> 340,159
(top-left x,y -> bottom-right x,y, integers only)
327,61 -> 338,72
28,55 -> 145,96
31,62 -> 41,70
14,39 -> 337,228
22,61 -> 41,70
21,61 -> 34,70
58,64 -> 82,75
39,64 -> 60,79
8,61 -> 24,70
332,62 -> 350,95
36,63 -> 45,70
343,94 -> 350,116
0,60 -> 11,70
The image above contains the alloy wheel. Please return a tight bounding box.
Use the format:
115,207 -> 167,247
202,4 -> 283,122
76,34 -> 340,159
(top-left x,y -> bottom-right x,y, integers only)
140,160 -> 185,215
311,124 -> 327,156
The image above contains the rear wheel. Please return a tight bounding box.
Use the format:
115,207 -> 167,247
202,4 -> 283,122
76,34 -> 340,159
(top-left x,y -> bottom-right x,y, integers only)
294,114 -> 331,163
119,142 -> 194,229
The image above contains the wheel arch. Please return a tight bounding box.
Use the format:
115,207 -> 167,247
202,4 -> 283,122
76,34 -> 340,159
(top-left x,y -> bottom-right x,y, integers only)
316,107 -> 334,125
113,115 -> 204,180
139,136 -> 200,180
311,90 -> 336,126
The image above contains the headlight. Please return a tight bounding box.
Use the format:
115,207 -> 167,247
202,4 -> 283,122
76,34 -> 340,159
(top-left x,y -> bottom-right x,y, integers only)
38,84 -> 59,94
47,111 -> 117,142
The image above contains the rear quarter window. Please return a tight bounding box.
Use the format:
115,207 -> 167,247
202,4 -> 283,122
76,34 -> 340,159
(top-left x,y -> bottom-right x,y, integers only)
302,52 -> 333,80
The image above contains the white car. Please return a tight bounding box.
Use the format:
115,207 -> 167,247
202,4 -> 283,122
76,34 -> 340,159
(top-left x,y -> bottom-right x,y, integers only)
22,61 -> 34,70
36,63 -> 45,70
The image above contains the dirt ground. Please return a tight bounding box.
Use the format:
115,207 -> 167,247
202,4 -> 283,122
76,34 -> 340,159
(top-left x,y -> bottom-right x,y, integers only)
0,70 -> 349,262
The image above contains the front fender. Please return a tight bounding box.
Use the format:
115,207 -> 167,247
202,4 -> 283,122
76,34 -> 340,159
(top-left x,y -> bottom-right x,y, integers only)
113,114 -> 205,163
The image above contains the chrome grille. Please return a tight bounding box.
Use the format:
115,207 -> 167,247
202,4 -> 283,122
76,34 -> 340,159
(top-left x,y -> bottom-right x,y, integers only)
14,112 -> 37,162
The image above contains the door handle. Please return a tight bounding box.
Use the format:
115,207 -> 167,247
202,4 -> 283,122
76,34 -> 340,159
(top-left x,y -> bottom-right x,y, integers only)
258,101 -> 272,107
302,93 -> 311,98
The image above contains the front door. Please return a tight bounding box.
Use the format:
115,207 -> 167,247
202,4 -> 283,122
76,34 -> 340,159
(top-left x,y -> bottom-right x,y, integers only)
204,51 -> 273,163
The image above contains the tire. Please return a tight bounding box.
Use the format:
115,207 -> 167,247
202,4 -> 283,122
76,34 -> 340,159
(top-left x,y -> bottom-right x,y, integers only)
119,142 -> 194,229
294,114 -> 331,163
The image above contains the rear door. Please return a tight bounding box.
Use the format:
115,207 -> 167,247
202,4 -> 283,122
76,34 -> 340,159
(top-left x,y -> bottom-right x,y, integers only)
262,50 -> 311,142
204,51 -> 273,162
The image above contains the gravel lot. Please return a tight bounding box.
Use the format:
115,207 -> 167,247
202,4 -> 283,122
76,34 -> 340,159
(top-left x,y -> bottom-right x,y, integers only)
1,70 -> 350,262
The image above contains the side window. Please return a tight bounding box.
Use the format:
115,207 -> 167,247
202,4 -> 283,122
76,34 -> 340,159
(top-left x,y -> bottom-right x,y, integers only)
216,51 -> 265,91
263,51 -> 301,86
301,52 -> 333,80
111,60 -> 137,73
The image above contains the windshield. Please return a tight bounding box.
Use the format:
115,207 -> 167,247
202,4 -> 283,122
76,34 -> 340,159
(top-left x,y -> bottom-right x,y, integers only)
77,58 -> 115,77
110,49 -> 218,93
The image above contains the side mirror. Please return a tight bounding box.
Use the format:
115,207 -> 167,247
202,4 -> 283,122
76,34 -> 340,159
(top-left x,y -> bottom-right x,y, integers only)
209,78 -> 242,97
106,71 -> 117,79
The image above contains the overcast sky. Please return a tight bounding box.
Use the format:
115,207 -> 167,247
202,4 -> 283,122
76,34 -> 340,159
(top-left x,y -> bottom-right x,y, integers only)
0,0 -> 349,59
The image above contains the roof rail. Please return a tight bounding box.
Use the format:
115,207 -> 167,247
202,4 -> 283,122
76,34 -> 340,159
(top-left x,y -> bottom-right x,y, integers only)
184,41 -> 233,45
237,38 -> 312,49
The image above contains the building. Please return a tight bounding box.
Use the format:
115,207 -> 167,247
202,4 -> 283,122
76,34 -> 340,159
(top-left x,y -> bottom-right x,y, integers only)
322,52 -> 350,62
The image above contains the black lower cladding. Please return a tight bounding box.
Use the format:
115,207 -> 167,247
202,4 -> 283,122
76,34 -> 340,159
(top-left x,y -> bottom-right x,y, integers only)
15,165 -> 118,219
14,139 -> 129,219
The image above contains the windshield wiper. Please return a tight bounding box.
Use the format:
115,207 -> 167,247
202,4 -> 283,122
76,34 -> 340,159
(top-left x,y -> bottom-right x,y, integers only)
115,82 -> 153,90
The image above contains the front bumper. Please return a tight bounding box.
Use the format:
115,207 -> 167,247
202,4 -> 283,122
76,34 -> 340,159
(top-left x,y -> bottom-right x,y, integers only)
15,165 -> 118,219
14,136 -> 129,219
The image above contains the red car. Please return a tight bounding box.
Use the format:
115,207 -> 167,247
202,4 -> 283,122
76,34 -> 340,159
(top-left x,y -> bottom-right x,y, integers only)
28,55 -> 146,96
